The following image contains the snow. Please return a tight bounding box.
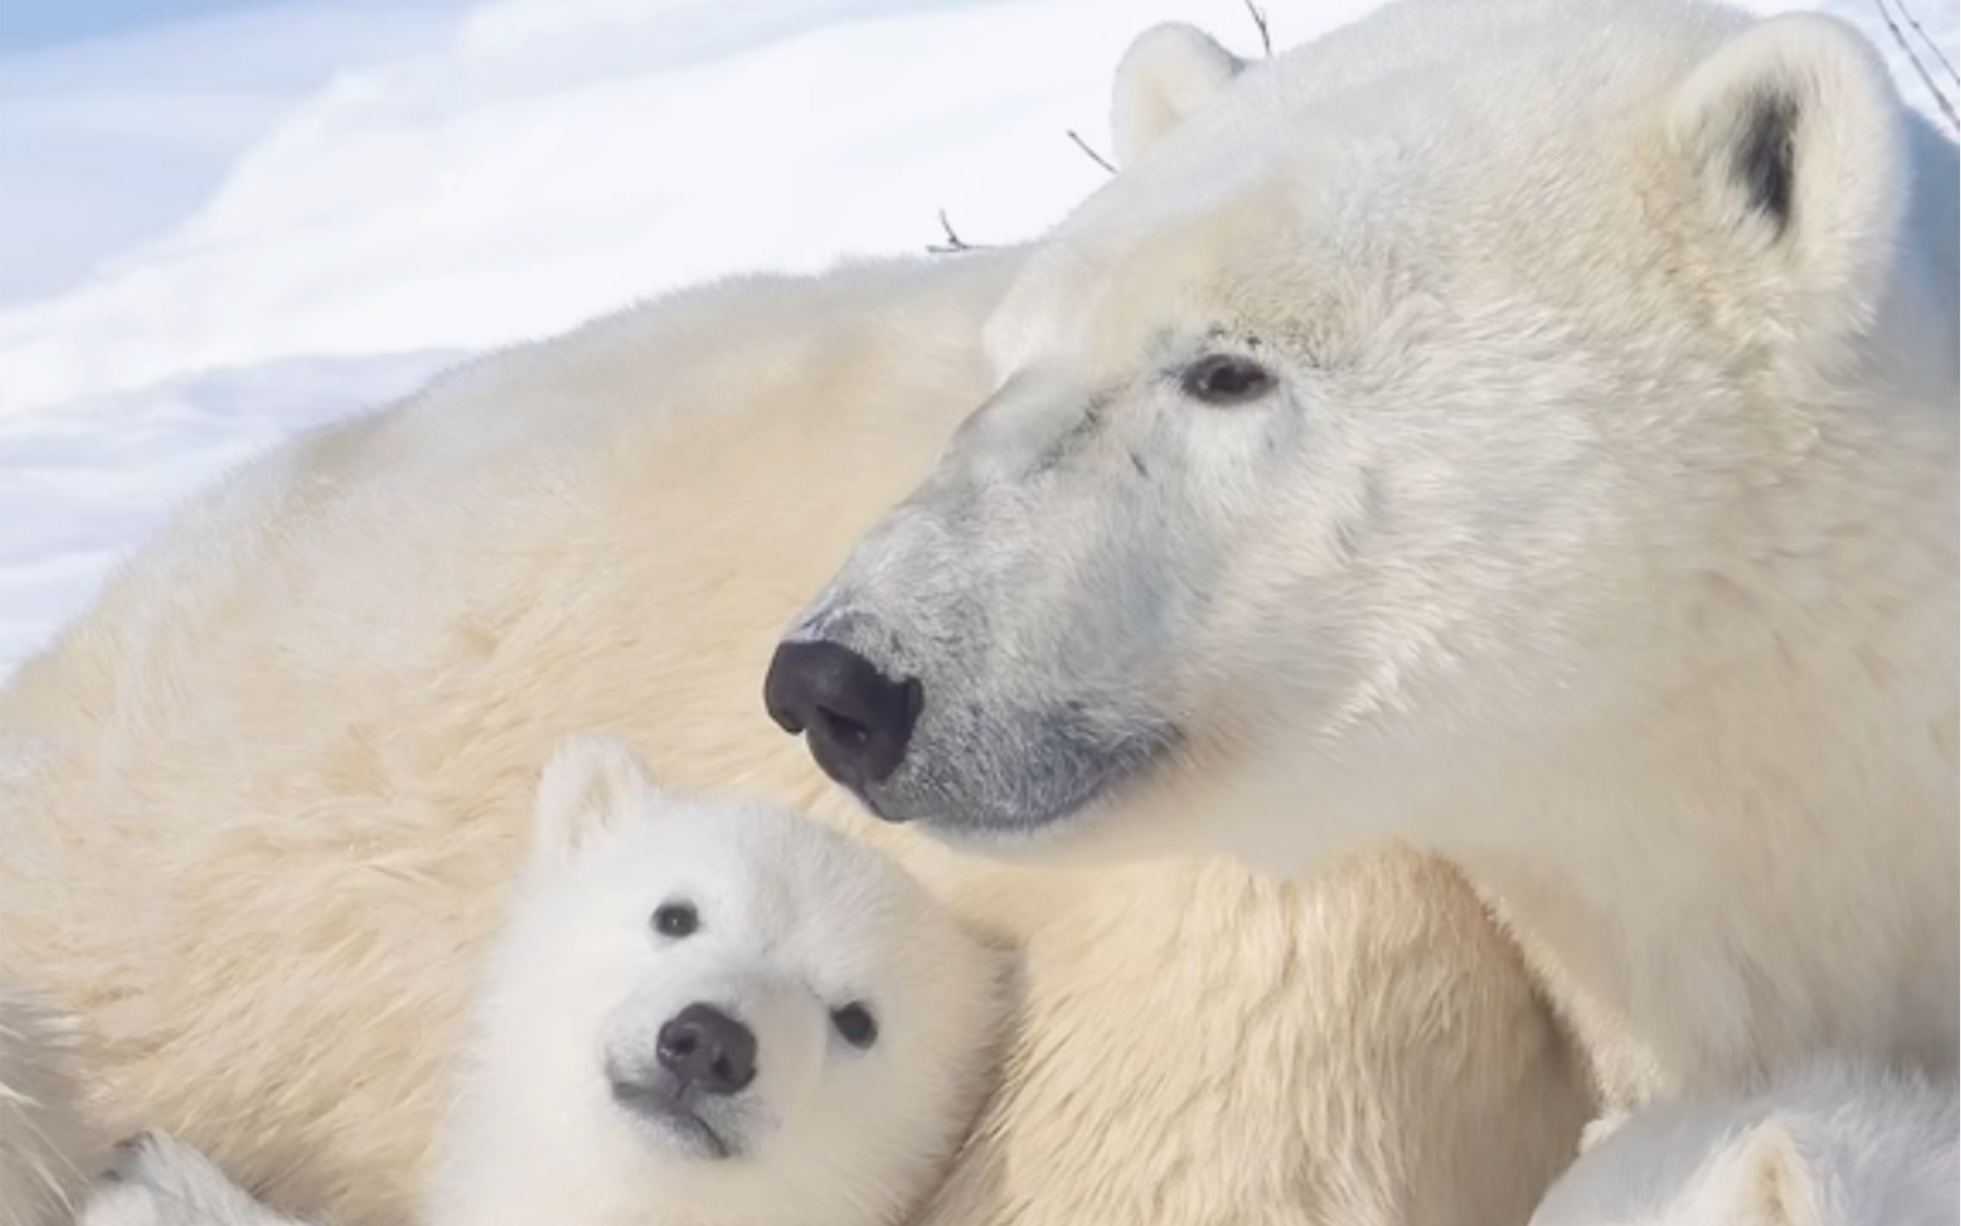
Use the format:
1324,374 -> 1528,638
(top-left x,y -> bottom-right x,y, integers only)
0,0 -> 1954,677
0,0 -> 1370,416
0,0 -> 478,306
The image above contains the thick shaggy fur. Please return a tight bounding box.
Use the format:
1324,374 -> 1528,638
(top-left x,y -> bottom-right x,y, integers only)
916,847 -> 1591,1226
82,740 -> 1006,1226
0,990 -> 103,1226
780,0 -> 1960,1107
0,257 -> 1590,1220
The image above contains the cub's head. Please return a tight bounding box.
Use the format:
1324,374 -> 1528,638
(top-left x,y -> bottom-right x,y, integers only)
460,737 -> 1005,1226
767,4 -> 1956,859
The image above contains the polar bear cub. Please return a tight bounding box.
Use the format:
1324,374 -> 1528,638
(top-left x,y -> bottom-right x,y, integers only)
1530,1060 -> 1959,1226
83,737 -> 1007,1226
432,736 -> 1008,1226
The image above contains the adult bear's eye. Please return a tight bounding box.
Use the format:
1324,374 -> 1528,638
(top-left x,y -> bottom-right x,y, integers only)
652,901 -> 698,938
1179,354 -> 1275,406
831,1002 -> 878,1049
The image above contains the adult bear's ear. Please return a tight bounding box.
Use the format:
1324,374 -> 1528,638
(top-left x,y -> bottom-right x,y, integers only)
1110,23 -> 1244,168
532,734 -> 667,864
1667,14 -> 1909,348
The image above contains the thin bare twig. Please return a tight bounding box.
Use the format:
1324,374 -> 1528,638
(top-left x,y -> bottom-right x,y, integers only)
1871,0 -> 1960,132
1243,0 -> 1273,57
1065,129 -> 1118,175
926,209 -> 995,255
1893,0 -> 1959,85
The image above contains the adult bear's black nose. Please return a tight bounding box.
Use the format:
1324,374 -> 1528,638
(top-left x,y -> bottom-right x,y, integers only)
654,1003 -> 757,1096
763,639 -> 922,792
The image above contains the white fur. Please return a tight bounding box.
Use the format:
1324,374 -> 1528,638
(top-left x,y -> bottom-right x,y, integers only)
1530,1060 -> 1960,1225
0,98 -> 1589,1225
77,739 -> 1006,1226
783,0 -> 1960,1106
0,253 -> 1034,1222
428,737 -> 1005,1226
80,1133 -> 303,1226
1109,23 -> 1245,168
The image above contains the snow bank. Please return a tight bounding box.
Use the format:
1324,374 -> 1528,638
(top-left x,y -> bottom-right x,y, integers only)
0,0 -> 1385,417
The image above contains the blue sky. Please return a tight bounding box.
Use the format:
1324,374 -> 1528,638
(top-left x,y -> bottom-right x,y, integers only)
0,0 -> 268,52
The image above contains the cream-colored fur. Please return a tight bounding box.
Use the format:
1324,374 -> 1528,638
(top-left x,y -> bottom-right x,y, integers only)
67,851 -> 1586,1226
2,741 -> 108,1226
0,252 -> 1590,1221
916,848 -> 1592,1226
76,735 -> 1006,1226
0,988 -> 104,1226
778,0 -> 1960,1110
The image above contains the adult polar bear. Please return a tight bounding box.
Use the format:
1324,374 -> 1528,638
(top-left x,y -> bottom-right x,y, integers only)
769,0 -> 1960,1105
0,19 -> 1593,1226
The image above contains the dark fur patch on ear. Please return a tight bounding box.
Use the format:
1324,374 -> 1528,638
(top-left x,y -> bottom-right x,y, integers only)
1736,89 -> 1798,233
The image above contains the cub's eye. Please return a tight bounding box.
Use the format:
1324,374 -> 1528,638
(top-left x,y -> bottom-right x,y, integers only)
652,902 -> 698,938
830,1003 -> 878,1050
1179,354 -> 1275,406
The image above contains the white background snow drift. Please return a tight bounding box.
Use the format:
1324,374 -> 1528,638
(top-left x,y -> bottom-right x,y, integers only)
1,0 -> 1954,675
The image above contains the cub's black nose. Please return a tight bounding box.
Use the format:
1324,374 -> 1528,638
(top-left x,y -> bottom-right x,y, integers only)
763,639 -> 922,791
655,1003 -> 757,1097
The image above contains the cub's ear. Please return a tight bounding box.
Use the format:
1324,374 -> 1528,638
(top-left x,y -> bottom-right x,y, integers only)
1689,1120 -> 1825,1226
532,735 -> 666,865
1668,14 -> 1909,341
1111,23 -> 1245,168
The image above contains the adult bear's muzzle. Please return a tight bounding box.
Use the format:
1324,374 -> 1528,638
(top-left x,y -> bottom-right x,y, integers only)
763,639 -> 923,808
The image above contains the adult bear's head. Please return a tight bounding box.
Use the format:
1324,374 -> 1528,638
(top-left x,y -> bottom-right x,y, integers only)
766,3 -> 1953,858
